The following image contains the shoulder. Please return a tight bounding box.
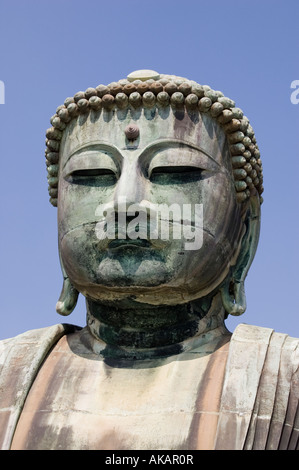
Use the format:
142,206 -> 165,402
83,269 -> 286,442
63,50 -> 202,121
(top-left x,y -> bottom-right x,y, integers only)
217,323 -> 299,450
231,322 -> 299,366
229,322 -> 299,396
0,323 -> 80,366
0,323 -> 81,384
0,323 -> 81,449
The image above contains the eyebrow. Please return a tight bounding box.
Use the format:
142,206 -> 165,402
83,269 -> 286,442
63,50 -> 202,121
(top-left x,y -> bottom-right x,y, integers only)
138,139 -> 221,167
62,142 -> 123,169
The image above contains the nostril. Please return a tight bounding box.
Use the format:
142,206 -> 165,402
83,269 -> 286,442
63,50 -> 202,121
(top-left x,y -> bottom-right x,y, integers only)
112,208 -> 150,241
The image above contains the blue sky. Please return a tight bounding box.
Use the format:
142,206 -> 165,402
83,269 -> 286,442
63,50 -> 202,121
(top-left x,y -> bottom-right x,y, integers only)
0,0 -> 298,340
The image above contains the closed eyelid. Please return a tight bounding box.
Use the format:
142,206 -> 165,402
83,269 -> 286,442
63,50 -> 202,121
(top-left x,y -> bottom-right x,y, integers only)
147,151 -> 219,176
61,142 -> 123,172
62,152 -> 120,178
137,140 -> 220,174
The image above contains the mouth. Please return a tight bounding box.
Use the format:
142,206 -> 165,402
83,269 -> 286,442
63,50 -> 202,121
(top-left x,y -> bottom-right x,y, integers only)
108,238 -> 152,250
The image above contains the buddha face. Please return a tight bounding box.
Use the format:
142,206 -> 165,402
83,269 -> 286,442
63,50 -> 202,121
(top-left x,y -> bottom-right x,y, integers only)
58,107 -> 246,305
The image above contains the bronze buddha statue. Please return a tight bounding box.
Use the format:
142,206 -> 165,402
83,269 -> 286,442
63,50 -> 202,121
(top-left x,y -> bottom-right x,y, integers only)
0,70 -> 297,450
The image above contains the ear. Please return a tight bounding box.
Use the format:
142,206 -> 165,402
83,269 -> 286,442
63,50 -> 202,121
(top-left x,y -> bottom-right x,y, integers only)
220,196 -> 261,316
56,251 -> 79,316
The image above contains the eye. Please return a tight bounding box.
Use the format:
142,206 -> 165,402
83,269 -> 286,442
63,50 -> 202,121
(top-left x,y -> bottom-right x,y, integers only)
150,166 -> 203,184
67,168 -> 117,186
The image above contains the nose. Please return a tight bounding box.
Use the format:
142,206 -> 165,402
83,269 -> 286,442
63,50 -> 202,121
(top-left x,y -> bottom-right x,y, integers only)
112,159 -> 148,240
113,159 -> 145,209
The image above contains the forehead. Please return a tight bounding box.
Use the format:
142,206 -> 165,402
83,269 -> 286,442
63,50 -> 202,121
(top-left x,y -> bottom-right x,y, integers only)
59,107 -> 230,167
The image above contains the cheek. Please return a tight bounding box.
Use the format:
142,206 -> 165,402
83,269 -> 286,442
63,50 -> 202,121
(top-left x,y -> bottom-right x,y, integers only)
60,225 -> 101,286
201,171 -> 241,241
177,173 -> 245,294
58,180 -> 115,240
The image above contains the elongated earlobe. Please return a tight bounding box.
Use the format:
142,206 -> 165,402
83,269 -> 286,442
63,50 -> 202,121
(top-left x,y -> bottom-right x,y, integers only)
220,195 -> 260,317
56,251 -> 79,316
220,279 -> 246,316
56,276 -> 79,316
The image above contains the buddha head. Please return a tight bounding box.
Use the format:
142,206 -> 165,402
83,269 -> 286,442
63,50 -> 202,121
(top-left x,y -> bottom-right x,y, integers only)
45,69 -> 263,325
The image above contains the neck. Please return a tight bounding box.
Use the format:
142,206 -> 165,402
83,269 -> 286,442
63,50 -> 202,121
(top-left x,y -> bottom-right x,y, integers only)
85,292 -> 229,358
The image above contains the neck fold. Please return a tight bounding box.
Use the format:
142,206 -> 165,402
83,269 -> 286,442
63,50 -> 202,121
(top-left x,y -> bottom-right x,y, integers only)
85,292 -> 229,358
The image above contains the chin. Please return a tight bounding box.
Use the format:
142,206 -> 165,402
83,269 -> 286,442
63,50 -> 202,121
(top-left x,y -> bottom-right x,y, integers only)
71,267 -> 222,307
77,284 -> 216,306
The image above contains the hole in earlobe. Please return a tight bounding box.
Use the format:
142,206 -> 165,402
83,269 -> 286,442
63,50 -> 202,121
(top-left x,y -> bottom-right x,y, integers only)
229,280 -> 235,297
220,280 -> 246,317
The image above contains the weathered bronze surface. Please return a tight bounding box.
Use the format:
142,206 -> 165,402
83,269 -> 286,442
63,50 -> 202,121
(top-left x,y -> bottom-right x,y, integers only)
0,70 -> 298,450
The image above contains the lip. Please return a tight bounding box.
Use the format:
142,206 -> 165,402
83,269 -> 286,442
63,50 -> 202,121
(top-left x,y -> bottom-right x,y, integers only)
108,238 -> 151,250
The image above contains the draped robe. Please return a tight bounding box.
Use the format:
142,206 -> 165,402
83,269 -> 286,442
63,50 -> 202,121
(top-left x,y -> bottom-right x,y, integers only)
0,323 -> 298,450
